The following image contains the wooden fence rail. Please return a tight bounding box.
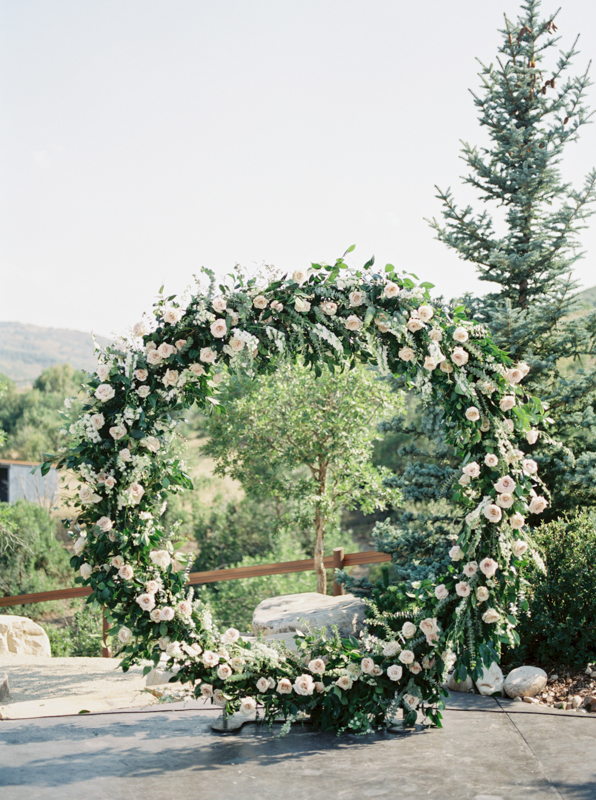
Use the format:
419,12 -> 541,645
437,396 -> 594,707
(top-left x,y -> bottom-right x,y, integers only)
0,549 -> 392,656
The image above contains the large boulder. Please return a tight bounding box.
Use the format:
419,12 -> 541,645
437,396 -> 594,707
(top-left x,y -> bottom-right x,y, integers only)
475,662 -> 504,696
0,615 -> 51,657
503,666 -> 547,698
252,593 -> 366,638
447,672 -> 474,693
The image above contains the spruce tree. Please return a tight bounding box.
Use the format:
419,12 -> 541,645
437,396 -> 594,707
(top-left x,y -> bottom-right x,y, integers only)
429,0 -> 596,514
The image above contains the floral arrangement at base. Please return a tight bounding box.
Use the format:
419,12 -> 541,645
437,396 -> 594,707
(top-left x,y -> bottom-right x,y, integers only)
45,249 -> 552,735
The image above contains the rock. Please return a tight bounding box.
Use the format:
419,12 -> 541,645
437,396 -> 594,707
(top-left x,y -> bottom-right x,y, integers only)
503,666 -> 547,699
475,662 -> 504,696
523,695 -> 539,704
572,695 -> 583,709
447,672 -> 474,693
583,695 -> 596,712
0,615 -> 51,657
252,593 -> 366,638
513,696 -> 523,702
145,668 -> 176,687
0,673 -> 9,702
549,674 -> 558,682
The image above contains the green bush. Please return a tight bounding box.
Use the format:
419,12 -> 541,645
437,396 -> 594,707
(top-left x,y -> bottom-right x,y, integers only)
42,604 -> 104,658
510,510 -> 596,668
0,500 -> 72,615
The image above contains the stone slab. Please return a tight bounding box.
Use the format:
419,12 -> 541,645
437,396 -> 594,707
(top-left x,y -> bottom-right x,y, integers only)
0,673 -> 8,702
252,592 -> 366,637
0,615 -> 51,657
1,696 -> 596,799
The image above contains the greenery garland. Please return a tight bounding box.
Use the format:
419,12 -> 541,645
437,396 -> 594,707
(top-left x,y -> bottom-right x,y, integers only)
46,251 -> 550,734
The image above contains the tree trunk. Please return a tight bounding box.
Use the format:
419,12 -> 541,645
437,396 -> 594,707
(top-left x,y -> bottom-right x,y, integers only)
313,460 -> 328,594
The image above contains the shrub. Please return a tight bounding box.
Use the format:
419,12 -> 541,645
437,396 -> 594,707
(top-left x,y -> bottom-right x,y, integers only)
510,510 -> 596,668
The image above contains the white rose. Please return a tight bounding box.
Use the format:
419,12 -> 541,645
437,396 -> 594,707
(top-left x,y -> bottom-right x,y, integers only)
150,608 -> 161,623
462,461 -> 480,478
97,364 -> 111,382
386,665 -> 403,682
455,581 -> 471,598
440,360 -> 454,374
335,675 -> 353,691
529,496 -> 548,514
189,363 -> 206,376
503,419 -> 515,434
137,384 -> 150,397
145,580 -> 159,594
228,335 -> 245,353
162,305 -> 183,324
452,326 -> 469,343
403,693 -> 419,709
482,608 -> 500,624
161,368 -> 178,388
523,458 -> 538,475
199,347 -> 218,363
210,319 -> 228,338
463,561 -> 478,577
361,657 -> 375,674
509,512 -> 525,530
73,536 -> 86,555
480,418 -> 491,432
484,454 -> 499,468
150,549 -> 171,569
109,423 -> 127,441
376,320 -> 391,333
429,329 -> 443,342
512,539 -> 528,558
451,347 -> 469,366
292,268 -> 308,285
401,621 -> 417,638
308,658 -> 326,675
240,696 -> 257,714
147,350 -> 163,366
295,297 -> 311,313
212,296 -> 227,313
142,436 -> 160,453
449,545 -> 465,561
276,678 -> 293,694
95,384 -> 115,403
177,600 -> 192,617
345,314 -> 363,331
129,482 -> 145,505
80,563 -> 93,579
320,300 -> 338,316
526,429 -> 539,445
349,290 -> 365,307
118,626 -> 133,644
423,356 -> 437,370
202,651 -> 220,667
294,674 -> 315,696
270,300 -> 284,312
119,448 -> 132,462
212,372 -> 224,385
97,516 -> 113,532
476,586 -> 490,602
496,492 -> 514,509
384,281 -> 400,298
500,395 -> 516,412
135,593 -> 156,612
418,305 -> 433,322
409,661 -> 422,675
132,321 -> 149,337
398,347 -> 415,362
256,677 -> 270,693
407,317 -> 425,333
382,641 -> 401,656
495,475 -> 516,493
111,555 -> 124,569
465,407 -> 480,421
217,664 -> 233,680
134,369 -> 148,382
483,504 -> 502,523
118,564 -> 134,580
253,295 -> 268,309
157,342 -> 176,359
78,485 -> 97,504
479,557 -> 499,577
398,649 -> 415,665
221,628 -> 240,644
434,584 -> 449,600
90,413 -> 105,430
200,684 -> 213,698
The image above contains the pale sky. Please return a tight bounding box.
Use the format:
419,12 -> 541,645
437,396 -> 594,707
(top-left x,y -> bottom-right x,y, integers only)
2,0 -> 595,339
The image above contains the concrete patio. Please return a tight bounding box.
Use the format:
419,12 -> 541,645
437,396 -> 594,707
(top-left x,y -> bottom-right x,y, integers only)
1,692 -> 595,800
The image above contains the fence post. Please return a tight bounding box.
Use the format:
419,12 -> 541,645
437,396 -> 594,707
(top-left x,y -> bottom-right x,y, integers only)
332,547 -> 344,596
102,608 -> 111,658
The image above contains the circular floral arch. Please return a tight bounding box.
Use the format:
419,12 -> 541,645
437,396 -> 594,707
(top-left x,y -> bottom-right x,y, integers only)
55,253 -> 548,734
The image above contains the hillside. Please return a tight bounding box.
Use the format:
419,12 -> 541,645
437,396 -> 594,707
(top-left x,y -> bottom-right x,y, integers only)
0,322 -> 109,386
